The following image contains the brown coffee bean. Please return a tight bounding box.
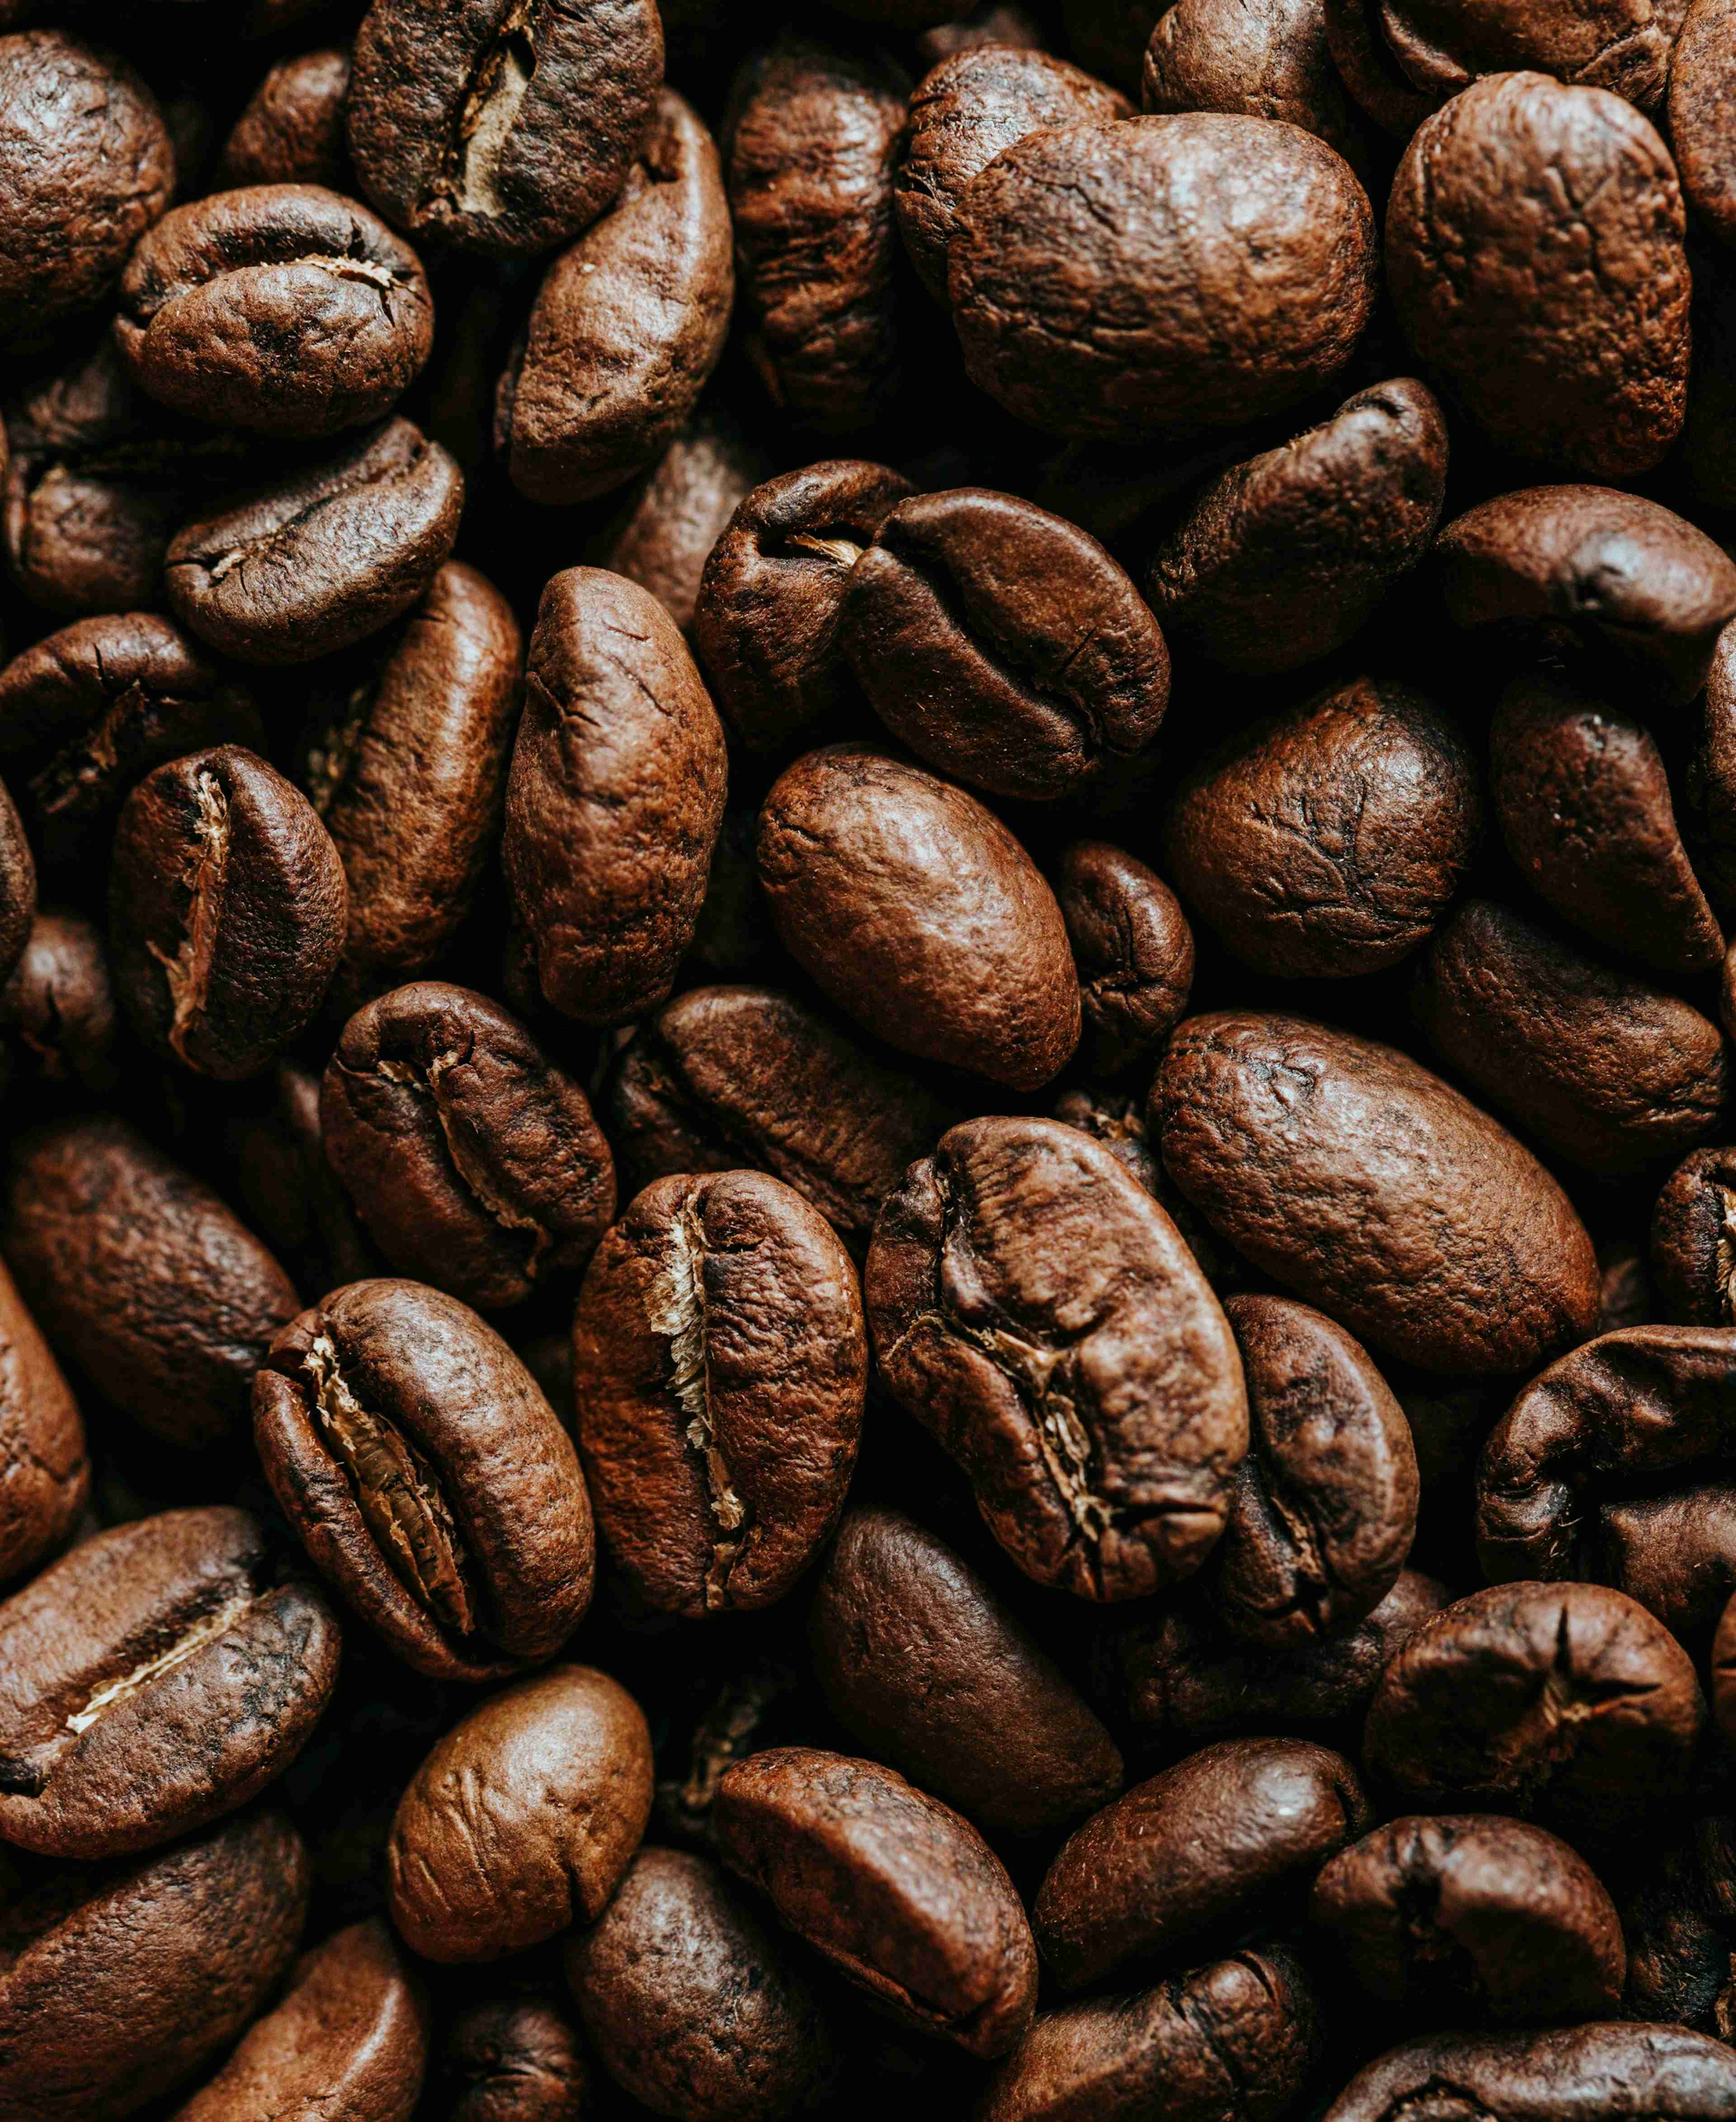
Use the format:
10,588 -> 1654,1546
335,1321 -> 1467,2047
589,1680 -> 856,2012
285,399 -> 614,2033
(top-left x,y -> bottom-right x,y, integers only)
1311,1815 -> 1625,2024
1619,1814 -> 1736,2035
1672,0 -> 1736,250
1153,1012 -> 1601,1374
867,1116 -> 1247,1599
1436,486 -> 1736,707
0,1254 -> 85,1588
116,184 -> 434,438
387,1665 -> 652,1962
1597,1240 -> 1658,1334
216,47 -> 353,190
1163,677 -> 1481,978
1414,900 -> 1729,1178
572,1170 -> 865,1619
499,91 -> 733,507
0,1506 -> 339,1860
838,488 -> 1170,800
166,419 -> 464,665
109,745 -> 347,1081
169,1916 -> 425,2122
4,1115 -> 300,1448
1325,2023 -> 1736,2122
1386,0 -> 1684,108
503,567 -> 726,1025
321,982 -> 615,1309
714,1747 -> 1038,2059
222,1061 -> 384,1302
1653,1147 -> 1736,1324
1363,1580 -> 1705,1838
434,1995 -> 590,2122
1325,0 -> 1436,132
949,115 -> 1376,443
1054,840 -> 1193,1077
919,2 -> 1045,61
1688,620 -> 1736,922
1145,381 -> 1449,674
566,1846 -> 837,2121
346,0 -> 663,260
757,747 -> 1080,1088
1143,0 -> 1368,167
0,1809 -> 309,2122
1034,1736 -> 1371,1991
1596,1485 -> 1736,1649
895,46 -> 1131,303
1387,76 -> 1690,478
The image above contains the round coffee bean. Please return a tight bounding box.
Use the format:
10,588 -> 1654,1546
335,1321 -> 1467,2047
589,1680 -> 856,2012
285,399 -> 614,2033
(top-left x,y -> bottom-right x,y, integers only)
919,2 -> 1043,59
253,1278 -> 594,1682
1142,0 -> 1367,165
216,46 -> 353,190
713,1747 -> 1038,2060
1384,0 -> 1684,108
1324,2024 -> 1736,2122
1595,1485 -> 1736,1650
433,1995 -> 590,2122
1687,620 -> 1736,922
1325,0 -> 1436,132
0,1254 -> 85,1589
1653,1147 -> 1736,1324
1672,0 -> 1736,250
1055,840 -> 1193,1076
386,1665 -> 652,1962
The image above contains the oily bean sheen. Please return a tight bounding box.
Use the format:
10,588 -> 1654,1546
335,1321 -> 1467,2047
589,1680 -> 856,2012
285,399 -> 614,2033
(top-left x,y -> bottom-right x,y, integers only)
757,747 -> 1080,1089
109,746 -> 348,1082
838,487 -> 1170,801
1672,0 -> 1736,252
1055,841 -> 1194,1076
1653,1148 -> 1736,1324
115,184 -> 434,438
0,1810 -> 309,2122
1162,677 -> 1481,979
253,1278 -> 594,1682
3,1115 -> 300,1448
165,419 -> 464,665
866,1117 -> 1249,1600
1310,1815 -> 1626,2023
1142,0 -> 1368,168
566,1847 -> 838,2122
1154,1012 -> 1600,1374
1325,2025 -> 1736,2122
321,982 -> 616,1310
216,47 -> 354,190
503,567 -> 726,1025
713,1747 -> 1038,2060
1144,380 -> 1450,674
1034,1736 -> 1372,1991
387,1665 -> 653,1962
169,1917 -> 425,2122
976,1944 -> 1322,2122
1363,1580 -> 1705,1838
1386,75 -> 1690,478
0,1254 -> 85,1586
500,90 -> 733,507
434,1996 -> 591,2122
347,0 -> 663,260
948,115 -> 1377,443
809,1506 -> 1124,1834
0,1506 -> 340,1859
571,1171 -> 866,1619
1380,0 -> 1684,110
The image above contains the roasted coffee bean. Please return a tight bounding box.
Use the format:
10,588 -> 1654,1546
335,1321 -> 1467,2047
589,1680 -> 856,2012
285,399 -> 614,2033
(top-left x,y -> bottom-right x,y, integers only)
693,460 -> 913,752
387,1664 -> 652,1962
810,1506 -> 1123,1834
1414,900 -> 1729,1178
433,1995 -> 590,2122
165,419 -> 464,665
758,747 -> 1080,1088
1311,1814 -> 1625,2024
1144,381 -> 1449,673
504,567 -> 726,1025
346,0 -> 663,260
838,488 -> 1170,800
1653,1147 -> 1736,1324
1436,486 -> 1736,707
1717,1596 -> 1736,1745
4,1115 -> 300,1448
1387,77 -> 1690,478
1053,841 -> 1193,1077
606,983 -> 954,1254
919,1 -> 1044,59
1672,0 -> 1736,250
0,779 -> 29,986
1162,677 -> 1481,978
1598,1241 -> 1658,1333
1324,0 -> 1436,132
566,1846 -> 837,2120
1324,2023 -> 1736,2122
109,745 -> 347,1082
1596,1486 -> 1736,1650
222,1061 -> 382,1301
1142,0 -> 1367,167
1689,620 -> 1736,921
572,1170 -> 866,1619
321,982 -> 615,1309
0,1506 -> 340,1859
1492,672 -> 1724,979
255,1279 -> 593,1683
169,1916 -> 425,2122
1618,1814 -> 1736,2035
867,1116 -> 1247,1599
895,46 -> 1131,303
0,1809 -> 309,2122
216,47 -> 353,191
1034,1736 -> 1370,1991
949,115 -> 1376,443
1393,0 -> 1683,108
1154,1012 -> 1601,1374
0,613 -> 263,867
713,1747 -> 1038,2059
977,1944 -> 1318,2122
499,91 -> 732,507
0,1253 -> 84,1587
1363,1580 -> 1705,1839
116,184 -> 434,439
726,38 -> 907,434
0,32 -> 173,350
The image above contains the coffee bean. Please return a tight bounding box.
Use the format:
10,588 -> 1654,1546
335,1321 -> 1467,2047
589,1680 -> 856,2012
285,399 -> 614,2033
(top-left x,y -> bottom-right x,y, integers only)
1687,620 -> 1736,921
0,1254 -> 84,1589
433,1995 -> 590,2122
918,2 -> 1044,63
222,1061 -> 384,1302
1714,1598 -> 1736,1747
1325,0 -> 1437,132
1382,0 -> 1683,110
1597,1486 -> 1736,1650
216,47 -> 353,191
1142,0 -> 1368,168
1051,841 -> 1193,1076
1324,2023 -> 1736,2122
1652,1147 -> 1736,1325
1671,0 -> 1736,248
1615,1814 -> 1736,2035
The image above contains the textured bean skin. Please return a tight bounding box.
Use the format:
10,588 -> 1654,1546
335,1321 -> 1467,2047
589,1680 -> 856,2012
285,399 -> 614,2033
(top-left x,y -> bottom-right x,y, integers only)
1673,0 -> 1736,251
1055,841 -> 1193,1076
1380,0 -> 1686,110
1142,0 -> 1367,166
0,1254 -> 85,1587
1324,2024 -> 1736,2122
216,47 -> 353,190
433,1995 -> 591,2122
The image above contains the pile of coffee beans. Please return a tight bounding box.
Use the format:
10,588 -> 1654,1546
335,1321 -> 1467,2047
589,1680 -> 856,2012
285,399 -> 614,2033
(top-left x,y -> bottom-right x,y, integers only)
7,1 -> 1736,2119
